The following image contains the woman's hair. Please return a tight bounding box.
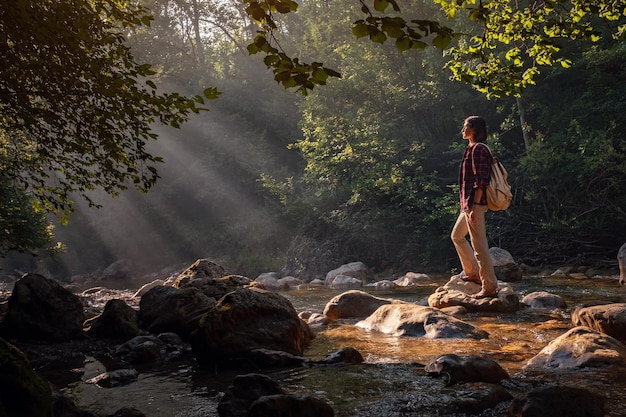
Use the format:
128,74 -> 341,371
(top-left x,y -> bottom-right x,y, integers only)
465,116 -> 488,143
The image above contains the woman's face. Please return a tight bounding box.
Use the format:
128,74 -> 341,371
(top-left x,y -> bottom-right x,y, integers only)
462,121 -> 474,140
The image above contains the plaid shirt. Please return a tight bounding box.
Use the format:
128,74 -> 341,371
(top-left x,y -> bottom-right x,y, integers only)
459,142 -> 492,211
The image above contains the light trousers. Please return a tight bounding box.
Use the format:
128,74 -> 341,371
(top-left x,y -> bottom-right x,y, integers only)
450,205 -> 498,293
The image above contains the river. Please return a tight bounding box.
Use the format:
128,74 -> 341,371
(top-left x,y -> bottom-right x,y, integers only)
49,273 -> 626,416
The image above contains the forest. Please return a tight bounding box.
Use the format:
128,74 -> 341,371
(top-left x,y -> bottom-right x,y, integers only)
1,0 -> 625,279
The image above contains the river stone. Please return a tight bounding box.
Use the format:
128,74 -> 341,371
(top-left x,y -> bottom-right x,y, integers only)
0,338 -> 53,417
325,261 -> 373,286
248,394 -> 335,417
356,304 -> 489,339
329,274 -> 363,290
427,275 -> 520,313
425,354 -> 509,383
393,272 -> 430,286
490,247 -> 523,281
447,383 -> 513,414
85,298 -> 139,340
508,385 -> 604,417
190,287 -> 313,369
139,285 -> 216,339
523,326 -> 626,370
3,273 -> 86,342
217,373 -> 285,417
323,290 -> 398,320
521,291 -> 567,310
571,303 -> 626,343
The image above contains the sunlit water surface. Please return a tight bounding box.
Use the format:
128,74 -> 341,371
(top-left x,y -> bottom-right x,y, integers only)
56,275 -> 626,417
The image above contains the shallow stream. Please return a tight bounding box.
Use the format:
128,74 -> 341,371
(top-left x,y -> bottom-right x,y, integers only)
53,274 -> 626,416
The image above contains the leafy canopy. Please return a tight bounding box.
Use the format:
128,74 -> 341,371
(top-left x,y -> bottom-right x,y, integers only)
0,0 -> 219,214
245,0 -> 625,97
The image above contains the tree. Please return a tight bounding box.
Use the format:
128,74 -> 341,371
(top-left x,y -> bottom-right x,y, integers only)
244,0 -> 625,97
0,0 -> 218,216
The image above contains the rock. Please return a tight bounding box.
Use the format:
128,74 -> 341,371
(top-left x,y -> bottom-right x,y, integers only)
425,354 -> 509,383
248,394 -> 335,417
217,373 -> 285,417
114,335 -> 166,364
173,259 -> 227,287
106,407 -> 147,417
190,288 -> 313,369
521,291 -> 567,310
3,273 -> 86,341
132,279 -> 165,298
323,290 -> 396,321
218,373 -> 334,417
356,304 -> 489,339
393,272 -> 430,286
0,338 -> 53,417
139,285 -> 215,339
446,383 -> 512,415
315,347 -> 364,365
175,272 -> 256,300
571,303 -> 626,343
329,274 -> 362,290
86,299 -> 139,340
325,262 -> 373,286
489,247 -> 523,281
523,326 -> 626,370
52,392 -> 99,417
427,275 -> 520,313
103,260 -> 131,281
241,348 -> 309,369
277,276 -> 304,289
369,280 -> 397,289
86,368 -> 138,388
255,273 -> 284,291
508,385 -> 604,417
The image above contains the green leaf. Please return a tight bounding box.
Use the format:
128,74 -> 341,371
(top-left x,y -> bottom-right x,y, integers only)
432,34 -> 451,49
395,36 -> 411,51
352,23 -> 370,39
374,0 -> 389,13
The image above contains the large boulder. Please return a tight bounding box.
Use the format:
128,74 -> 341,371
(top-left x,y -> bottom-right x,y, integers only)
173,259 -> 227,286
356,304 -> 489,339
323,290 -> 397,321
85,298 -> 139,340
0,338 -> 53,417
139,285 -> 216,339
523,326 -> 626,370
571,303 -> 626,343
427,275 -> 520,313
190,288 -> 313,369
172,259 -> 257,299
2,273 -> 85,341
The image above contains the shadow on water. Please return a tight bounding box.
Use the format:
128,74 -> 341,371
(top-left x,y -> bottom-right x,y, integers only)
60,274 -> 626,417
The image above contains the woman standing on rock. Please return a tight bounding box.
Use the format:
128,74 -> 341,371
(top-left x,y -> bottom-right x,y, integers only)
450,116 -> 498,299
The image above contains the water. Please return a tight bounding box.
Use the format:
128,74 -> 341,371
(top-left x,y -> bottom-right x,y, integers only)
56,274 -> 626,416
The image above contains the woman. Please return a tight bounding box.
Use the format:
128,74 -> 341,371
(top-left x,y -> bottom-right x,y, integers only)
450,116 -> 498,299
